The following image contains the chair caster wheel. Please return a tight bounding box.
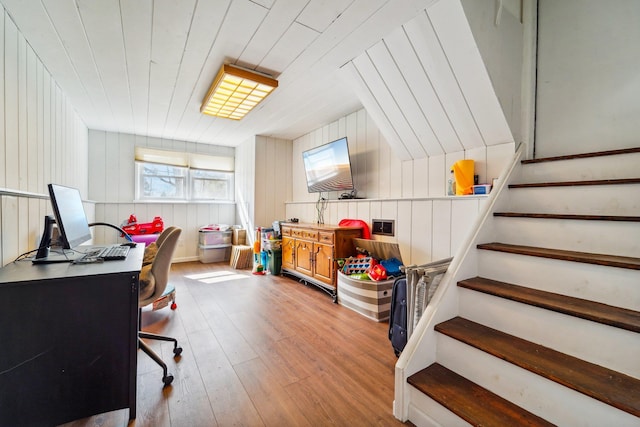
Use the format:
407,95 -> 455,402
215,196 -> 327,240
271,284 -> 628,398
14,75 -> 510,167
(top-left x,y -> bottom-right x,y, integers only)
171,302 -> 177,310
174,346 -> 183,357
163,374 -> 174,386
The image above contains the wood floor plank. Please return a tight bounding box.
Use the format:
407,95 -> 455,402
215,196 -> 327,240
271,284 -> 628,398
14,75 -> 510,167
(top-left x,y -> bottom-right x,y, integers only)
64,261 -> 408,426
252,338 -> 313,387
234,357 -> 313,426
188,328 -> 264,426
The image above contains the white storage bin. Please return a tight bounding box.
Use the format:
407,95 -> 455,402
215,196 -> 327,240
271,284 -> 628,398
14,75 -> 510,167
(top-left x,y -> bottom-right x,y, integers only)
198,244 -> 231,263
199,230 -> 232,246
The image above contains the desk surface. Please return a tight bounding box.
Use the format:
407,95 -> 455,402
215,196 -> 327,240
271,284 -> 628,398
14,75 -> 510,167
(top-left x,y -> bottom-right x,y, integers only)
0,244 -> 145,284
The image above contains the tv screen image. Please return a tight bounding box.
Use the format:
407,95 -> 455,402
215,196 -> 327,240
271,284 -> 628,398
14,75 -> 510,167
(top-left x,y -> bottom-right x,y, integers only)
302,137 -> 354,193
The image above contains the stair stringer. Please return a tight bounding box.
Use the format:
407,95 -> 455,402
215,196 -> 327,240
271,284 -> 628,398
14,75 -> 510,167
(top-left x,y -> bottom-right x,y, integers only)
393,144 -> 526,422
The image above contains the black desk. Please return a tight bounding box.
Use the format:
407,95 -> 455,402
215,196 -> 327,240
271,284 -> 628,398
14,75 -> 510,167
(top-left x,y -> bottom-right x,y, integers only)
0,245 -> 143,426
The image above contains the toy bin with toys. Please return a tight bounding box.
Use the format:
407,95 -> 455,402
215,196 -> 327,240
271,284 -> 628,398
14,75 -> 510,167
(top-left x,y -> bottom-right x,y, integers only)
337,238 -> 404,322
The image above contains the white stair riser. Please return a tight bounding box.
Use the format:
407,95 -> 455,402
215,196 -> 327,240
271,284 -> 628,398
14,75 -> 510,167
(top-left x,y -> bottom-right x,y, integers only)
493,216 -> 640,257
407,387 -> 472,427
504,184 -> 640,215
459,288 -> 639,377
437,335 -> 640,427
477,250 -> 640,311
520,152 -> 640,183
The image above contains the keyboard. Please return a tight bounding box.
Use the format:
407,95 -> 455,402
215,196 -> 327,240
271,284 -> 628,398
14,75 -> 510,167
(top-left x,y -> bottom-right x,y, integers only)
93,245 -> 130,261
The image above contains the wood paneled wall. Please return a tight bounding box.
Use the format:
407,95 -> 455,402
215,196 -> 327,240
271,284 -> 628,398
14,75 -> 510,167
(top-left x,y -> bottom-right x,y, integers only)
88,130 -> 237,261
0,10 -> 89,267
254,136 -> 292,228
286,109 -> 515,266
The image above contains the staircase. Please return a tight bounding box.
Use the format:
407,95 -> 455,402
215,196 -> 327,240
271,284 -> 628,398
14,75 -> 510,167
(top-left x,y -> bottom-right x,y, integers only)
395,147 -> 640,426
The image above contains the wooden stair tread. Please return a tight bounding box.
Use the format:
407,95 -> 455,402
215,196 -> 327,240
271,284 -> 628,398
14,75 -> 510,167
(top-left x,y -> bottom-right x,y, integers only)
458,277 -> 640,333
493,212 -> 640,222
435,317 -> 640,417
407,363 -> 555,427
477,242 -> 640,270
522,147 -> 640,164
509,178 -> 640,189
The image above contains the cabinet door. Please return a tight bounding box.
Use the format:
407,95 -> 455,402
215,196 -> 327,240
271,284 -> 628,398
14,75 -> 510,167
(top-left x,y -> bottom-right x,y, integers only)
295,240 -> 313,275
281,237 -> 295,269
313,242 -> 334,285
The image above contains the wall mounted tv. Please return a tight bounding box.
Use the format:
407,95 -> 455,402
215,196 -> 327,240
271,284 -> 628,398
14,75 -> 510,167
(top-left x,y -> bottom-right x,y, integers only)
302,137 -> 355,193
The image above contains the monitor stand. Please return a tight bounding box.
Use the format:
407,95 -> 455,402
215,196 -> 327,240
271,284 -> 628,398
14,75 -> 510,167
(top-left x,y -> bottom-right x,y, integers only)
32,250 -> 84,264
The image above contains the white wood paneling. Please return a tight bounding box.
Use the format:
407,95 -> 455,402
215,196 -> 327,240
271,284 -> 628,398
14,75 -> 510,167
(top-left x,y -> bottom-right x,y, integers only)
0,6 -> 89,265
77,0 -> 132,131
339,61 -> 410,161
4,17 -> 18,189
368,40 -> 434,158
120,0 -> 152,138
239,0 -> 307,70
254,136 -> 291,228
535,0 -> 640,157
384,26 -> 457,155
40,0 -> 106,122
353,52 -> 423,159
287,108 -> 508,265
428,0 -> 513,146
405,10 -> 483,150
343,0 -> 514,161
0,14 -> 4,189
0,0 -> 520,153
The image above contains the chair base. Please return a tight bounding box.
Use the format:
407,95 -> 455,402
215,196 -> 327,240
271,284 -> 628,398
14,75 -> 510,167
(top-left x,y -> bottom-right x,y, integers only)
138,332 -> 183,386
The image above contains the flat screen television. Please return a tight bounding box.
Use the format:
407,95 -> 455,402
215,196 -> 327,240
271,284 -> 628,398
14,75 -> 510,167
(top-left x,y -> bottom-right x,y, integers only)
33,184 -> 93,263
302,137 -> 355,194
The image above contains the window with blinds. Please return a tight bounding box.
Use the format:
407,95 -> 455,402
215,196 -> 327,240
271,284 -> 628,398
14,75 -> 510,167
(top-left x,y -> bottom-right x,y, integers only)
134,147 -> 234,202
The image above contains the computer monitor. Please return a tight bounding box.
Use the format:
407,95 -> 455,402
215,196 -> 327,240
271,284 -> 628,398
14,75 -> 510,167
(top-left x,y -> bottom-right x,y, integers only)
33,184 -> 93,264
48,183 -> 92,249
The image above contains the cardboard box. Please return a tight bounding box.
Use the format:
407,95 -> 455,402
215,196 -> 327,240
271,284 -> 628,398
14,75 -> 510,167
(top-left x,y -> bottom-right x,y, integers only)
232,229 -> 246,246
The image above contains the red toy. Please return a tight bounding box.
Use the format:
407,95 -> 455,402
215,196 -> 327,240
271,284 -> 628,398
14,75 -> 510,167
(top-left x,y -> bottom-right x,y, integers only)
122,214 -> 164,235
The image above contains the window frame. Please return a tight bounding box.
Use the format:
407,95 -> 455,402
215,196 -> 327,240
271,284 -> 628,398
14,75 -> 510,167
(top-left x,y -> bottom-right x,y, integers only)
134,148 -> 235,202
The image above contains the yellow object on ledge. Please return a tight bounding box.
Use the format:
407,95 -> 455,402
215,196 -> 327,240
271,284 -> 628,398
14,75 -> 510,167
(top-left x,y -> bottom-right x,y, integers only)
453,160 -> 475,195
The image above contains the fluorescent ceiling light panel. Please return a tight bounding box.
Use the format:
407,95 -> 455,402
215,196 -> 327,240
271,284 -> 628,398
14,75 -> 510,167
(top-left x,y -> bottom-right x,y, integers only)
201,64 -> 278,120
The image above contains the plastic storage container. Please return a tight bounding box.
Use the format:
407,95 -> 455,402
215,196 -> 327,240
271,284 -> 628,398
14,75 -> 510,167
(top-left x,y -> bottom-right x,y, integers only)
199,229 -> 232,246
198,244 -> 231,263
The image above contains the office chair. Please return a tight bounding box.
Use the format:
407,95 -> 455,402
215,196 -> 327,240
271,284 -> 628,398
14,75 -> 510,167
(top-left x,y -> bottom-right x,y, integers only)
142,226 -> 177,266
138,226 -> 183,386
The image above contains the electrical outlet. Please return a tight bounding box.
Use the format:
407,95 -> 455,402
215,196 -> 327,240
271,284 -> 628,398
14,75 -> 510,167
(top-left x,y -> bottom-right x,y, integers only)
372,219 -> 394,236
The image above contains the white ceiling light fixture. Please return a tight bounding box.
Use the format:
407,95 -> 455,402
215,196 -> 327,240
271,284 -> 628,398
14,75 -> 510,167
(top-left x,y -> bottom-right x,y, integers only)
200,64 -> 278,120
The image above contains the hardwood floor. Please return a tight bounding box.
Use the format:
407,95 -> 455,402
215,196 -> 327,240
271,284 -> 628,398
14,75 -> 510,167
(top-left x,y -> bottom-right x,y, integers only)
62,261 -> 410,427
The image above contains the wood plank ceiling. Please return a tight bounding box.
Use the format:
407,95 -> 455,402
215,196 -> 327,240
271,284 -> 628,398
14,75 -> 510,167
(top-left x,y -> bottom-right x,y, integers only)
0,0 -> 512,157
341,0 -> 513,160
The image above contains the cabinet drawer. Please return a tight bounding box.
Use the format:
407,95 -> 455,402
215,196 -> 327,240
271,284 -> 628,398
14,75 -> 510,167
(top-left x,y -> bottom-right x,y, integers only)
293,229 -> 318,241
281,226 -> 292,236
318,231 -> 334,244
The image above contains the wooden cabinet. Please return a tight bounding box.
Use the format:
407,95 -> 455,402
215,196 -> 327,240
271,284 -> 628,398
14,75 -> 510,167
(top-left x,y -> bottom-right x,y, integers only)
281,223 -> 362,301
